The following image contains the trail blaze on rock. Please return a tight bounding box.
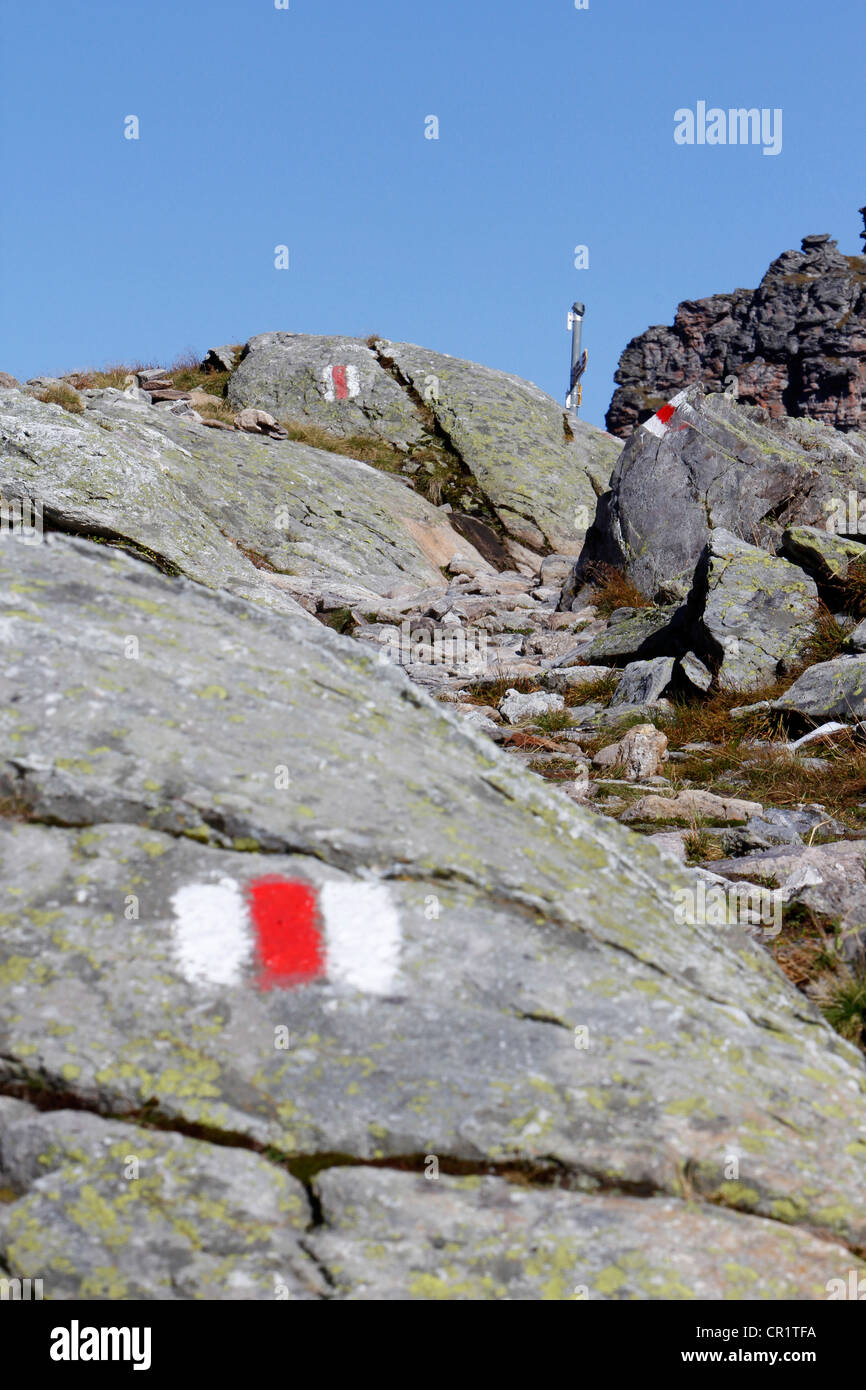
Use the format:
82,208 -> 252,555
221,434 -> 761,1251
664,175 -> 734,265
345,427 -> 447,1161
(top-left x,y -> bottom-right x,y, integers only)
247,877 -> 324,989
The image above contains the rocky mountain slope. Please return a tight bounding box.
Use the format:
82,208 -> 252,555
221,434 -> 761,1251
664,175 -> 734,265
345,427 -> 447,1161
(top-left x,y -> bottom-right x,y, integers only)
606,207 -> 866,438
2,339 -> 866,1300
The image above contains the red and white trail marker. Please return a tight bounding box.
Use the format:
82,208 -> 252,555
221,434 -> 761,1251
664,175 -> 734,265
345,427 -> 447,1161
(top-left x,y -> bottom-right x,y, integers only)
641,388 -> 692,438
170,876 -> 401,994
322,364 -> 361,402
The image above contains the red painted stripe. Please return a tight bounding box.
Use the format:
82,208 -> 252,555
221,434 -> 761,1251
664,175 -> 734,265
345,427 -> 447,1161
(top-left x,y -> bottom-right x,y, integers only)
332,365 -> 349,401
655,403 -> 676,425
247,877 -> 324,990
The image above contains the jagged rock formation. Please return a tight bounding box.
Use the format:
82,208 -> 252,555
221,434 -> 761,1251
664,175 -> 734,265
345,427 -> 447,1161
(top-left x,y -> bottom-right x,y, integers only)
1,534 -> 866,1298
607,210 -> 866,438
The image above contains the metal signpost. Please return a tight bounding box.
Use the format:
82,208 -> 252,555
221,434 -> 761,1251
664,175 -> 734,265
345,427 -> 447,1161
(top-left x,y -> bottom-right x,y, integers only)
566,301 -> 588,413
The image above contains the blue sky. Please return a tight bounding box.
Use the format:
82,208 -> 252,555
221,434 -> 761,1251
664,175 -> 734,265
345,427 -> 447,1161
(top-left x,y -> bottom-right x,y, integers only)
1,0 -> 864,428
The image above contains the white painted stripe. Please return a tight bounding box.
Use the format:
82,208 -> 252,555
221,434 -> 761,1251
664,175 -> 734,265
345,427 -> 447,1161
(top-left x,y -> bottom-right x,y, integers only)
320,881 -> 401,995
345,364 -> 361,398
170,878 -> 250,987
642,414 -> 668,437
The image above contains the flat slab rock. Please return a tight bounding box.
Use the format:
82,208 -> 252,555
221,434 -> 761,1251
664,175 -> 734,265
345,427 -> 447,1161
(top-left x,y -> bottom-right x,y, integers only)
579,605 -> 681,663
1,535 -> 866,1298
622,789 -> 763,826
307,1167 -> 860,1301
610,657 -> 674,706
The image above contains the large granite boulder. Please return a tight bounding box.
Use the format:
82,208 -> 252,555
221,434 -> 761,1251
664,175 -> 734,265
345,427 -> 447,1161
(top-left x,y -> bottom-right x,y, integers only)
228,333 -> 622,554
692,529 -> 818,690
771,654 -> 866,721
228,333 -> 424,447
574,387 -> 866,602
1,532 -> 866,1298
607,220 -> 866,438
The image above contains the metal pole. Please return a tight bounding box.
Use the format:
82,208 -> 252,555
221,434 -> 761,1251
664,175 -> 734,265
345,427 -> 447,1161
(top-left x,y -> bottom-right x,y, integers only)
566,301 -> 587,413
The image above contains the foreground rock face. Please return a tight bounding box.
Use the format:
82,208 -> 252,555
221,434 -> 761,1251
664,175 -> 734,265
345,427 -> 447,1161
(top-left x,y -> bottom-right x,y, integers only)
607,217 -> 866,438
575,387 -> 866,602
1,533 -> 866,1299
228,332 -> 622,553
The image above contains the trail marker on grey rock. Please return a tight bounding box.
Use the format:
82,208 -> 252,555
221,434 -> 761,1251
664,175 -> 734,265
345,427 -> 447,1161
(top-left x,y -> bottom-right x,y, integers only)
228,331 -> 621,553
2,536 -> 866,1294
574,387 -> 866,602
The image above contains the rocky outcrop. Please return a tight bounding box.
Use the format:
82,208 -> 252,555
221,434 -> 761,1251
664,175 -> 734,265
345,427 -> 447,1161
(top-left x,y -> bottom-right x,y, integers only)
574,387 -> 866,603
2,533 -> 866,1298
0,385 -> 491,615
607,210 -> 866,438
228,332 -> 622,554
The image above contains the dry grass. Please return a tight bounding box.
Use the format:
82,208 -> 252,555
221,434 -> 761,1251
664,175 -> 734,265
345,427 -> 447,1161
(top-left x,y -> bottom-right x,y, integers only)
527,756 -> 583,781
814,967 -> 866,1047
802,602 -> 849,664
280,419 -> 463,501
36,383 -> 84,415
839,556 -> 866,620
666,730 -> 866,825
683,829 -> 725,863
766,903 -> 866,1052
535,709 -> 573,734
661,679 -> 792,749
280,420 -> 406,473
561,673 -> 619,706
66,346 -> 242,401
462,674 -> 540,709
66,362 -> 148,390
771,904 -> 843,989
194,395 -> 236,424
580,562 -> 653,617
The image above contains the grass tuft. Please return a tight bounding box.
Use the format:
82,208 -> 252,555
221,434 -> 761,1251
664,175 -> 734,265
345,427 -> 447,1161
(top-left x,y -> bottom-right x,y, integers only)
535,709 -> 573,734
36,383 -> 83,415
462,675 -> 539,709
839,556 -> 866,620
280,420 -> 406,472
819,970 -> 866,1046
802,602 -> 848,664
683,829 -> 724,863
580,562 -> 653,617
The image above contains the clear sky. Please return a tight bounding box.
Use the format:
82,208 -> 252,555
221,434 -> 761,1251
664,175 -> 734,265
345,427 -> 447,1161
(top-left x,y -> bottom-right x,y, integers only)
1,0 -> 864,429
